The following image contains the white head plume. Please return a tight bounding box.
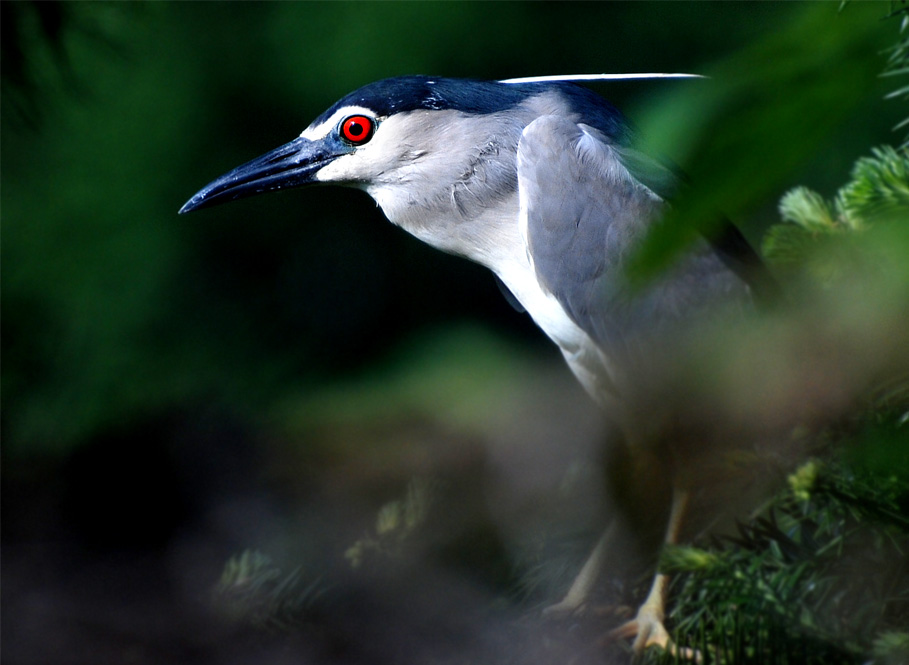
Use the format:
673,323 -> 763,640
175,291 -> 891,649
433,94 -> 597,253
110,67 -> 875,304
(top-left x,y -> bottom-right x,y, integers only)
499,73 -> 705,84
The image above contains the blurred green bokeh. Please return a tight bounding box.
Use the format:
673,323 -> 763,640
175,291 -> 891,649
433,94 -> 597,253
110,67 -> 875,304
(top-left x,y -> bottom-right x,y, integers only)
3,1 -> 902,457
4,3 -> 908,664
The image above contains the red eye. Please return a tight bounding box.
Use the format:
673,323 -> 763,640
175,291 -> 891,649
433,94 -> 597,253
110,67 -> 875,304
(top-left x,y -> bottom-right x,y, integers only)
340,115 -> 375,144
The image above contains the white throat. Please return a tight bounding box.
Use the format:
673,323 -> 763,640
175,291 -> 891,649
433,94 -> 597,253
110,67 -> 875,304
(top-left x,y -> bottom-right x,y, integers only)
369,181 -> 620,410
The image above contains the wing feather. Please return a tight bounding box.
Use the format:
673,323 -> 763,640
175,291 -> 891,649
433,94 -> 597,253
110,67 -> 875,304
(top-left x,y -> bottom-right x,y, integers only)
517,115 -> 752,362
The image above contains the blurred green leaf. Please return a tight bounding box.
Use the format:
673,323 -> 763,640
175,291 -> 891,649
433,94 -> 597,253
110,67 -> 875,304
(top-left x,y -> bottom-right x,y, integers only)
763,146 -> 909,284
629,2 -> 896,280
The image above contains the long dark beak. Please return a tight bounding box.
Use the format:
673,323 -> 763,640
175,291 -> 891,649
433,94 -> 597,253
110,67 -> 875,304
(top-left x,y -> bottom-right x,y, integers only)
179,136 -> 338,214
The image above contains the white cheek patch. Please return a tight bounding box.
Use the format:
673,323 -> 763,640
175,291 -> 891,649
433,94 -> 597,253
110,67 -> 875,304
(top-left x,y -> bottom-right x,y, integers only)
300,105 -> 377,141
313,113 -> 416,184
314,153 -> 361,183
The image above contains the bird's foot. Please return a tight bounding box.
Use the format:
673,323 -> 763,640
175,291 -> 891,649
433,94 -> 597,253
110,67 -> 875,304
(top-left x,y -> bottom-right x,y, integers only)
605,605 -> 701,662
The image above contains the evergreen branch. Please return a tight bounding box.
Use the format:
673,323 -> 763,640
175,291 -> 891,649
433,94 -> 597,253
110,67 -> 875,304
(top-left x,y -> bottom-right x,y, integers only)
662,447 -> 909,665
213,549 -> 325,633
838,146 -> 909,223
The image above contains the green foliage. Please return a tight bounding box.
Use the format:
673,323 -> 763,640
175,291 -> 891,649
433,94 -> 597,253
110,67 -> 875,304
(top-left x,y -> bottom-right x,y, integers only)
763,146 -> 909,282
628,2 -> 898,282
760,5 -> 909,287
0,2 -> 149,128
882,1 -> 909,144
840,146 -> 909,222
345,477 -> 436,569
649,134 -> 909,665
778,187 -> 846,232
655,446 -> 909,665
3,1 -> 900,460
4,4 -> 908,664
873,631 -> 909,665
777,145 -> 908,232
214,549 -> 324,633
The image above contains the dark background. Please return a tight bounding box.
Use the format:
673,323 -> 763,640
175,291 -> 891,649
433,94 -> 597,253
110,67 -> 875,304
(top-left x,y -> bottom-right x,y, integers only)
2,3 -> 905,664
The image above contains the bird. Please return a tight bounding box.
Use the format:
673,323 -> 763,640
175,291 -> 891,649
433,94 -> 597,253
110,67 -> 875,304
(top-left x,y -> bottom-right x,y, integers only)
180,74 -> 773,657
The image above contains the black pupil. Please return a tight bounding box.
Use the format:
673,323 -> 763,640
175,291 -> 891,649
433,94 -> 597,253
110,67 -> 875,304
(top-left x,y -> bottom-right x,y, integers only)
349,121 -> 364,137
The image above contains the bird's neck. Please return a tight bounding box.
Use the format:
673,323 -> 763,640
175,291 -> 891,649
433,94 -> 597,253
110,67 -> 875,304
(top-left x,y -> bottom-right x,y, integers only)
368,183 -> 524,271
369,181 -> 620,409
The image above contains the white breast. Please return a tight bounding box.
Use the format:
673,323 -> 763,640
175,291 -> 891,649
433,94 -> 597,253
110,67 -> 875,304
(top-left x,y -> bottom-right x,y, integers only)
494,256 -> 621,411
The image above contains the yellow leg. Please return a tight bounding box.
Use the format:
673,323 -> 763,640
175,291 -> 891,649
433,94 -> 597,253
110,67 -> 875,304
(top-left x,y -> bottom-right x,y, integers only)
542,523 -> 616,616
608,487 -> 700,661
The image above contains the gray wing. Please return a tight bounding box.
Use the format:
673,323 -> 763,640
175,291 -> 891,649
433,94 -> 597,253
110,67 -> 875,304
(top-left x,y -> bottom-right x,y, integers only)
612,134 -> 779,306
517,115 -> 750,362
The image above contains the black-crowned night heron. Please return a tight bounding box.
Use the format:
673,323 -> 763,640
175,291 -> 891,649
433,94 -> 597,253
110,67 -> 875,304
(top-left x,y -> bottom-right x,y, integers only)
180,74 -> 772,656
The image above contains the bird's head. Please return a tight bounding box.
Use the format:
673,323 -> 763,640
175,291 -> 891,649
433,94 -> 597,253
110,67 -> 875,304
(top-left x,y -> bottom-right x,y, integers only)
178,76 -> 641,219
178,74 -> 697,263
180,76 -> 528,215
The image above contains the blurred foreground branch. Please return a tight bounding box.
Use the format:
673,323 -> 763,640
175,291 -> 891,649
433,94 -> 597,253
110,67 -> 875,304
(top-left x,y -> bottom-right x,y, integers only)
639,145 -> 909,665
